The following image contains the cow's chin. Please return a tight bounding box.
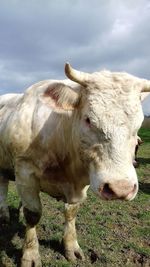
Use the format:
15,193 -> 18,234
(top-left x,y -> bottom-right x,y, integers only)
89,171 -> 138,201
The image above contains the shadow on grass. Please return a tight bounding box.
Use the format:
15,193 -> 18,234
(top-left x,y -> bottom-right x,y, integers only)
137,157 -> 150,165
40,238 -> 64,256
139,182 -> 150,195
0,206 -> 25,267
0,259 -> 5,267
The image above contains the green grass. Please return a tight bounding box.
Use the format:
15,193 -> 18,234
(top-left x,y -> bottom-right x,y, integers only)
0,128 -> 150,267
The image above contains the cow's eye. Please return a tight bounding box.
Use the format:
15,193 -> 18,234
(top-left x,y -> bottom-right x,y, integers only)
85,117 -> 91,126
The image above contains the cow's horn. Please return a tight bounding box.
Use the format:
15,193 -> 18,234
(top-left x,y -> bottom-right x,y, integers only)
141,80 -> 150,92
65,63 -> 88,86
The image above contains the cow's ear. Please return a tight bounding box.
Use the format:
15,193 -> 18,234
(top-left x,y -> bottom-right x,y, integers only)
40,82 -> 80,112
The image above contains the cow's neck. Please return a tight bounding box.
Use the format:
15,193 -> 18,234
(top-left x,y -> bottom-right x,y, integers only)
50,112 -> 89,182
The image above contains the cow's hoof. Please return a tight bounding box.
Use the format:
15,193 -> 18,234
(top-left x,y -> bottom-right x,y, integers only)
65,247 -> 85,262
0,206 -> 10,224
21,250 -> 41,267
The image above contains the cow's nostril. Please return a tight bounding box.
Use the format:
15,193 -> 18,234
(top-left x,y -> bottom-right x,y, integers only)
133,184 -> 137,191
102,183 -> 115,199
125,183 -> 137,200
131,183 -> 137,194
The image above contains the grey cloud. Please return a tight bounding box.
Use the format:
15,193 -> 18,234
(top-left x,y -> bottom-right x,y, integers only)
0,0 -> 150,113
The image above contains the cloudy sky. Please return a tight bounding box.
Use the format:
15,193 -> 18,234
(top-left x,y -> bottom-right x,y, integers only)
0,0 -> 150,114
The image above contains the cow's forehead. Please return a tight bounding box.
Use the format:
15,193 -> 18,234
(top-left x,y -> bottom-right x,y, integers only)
81,87 -> 143,134
81,71 -> 141,110
83,92 -> 141,116
84,84 -> 140,108
80,73 -> 142,124
87,70 -> 140,93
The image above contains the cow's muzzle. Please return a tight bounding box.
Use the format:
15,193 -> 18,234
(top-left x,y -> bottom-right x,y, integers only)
99,180 -> 137,200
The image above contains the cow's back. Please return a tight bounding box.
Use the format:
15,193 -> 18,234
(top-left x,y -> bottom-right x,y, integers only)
0,80 -> 78,172
0,83 -> 56,170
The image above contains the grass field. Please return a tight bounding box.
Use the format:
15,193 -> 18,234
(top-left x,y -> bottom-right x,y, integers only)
0,128 -> 149,267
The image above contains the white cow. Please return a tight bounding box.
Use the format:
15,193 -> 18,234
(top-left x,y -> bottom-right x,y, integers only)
0,63 -> 149,267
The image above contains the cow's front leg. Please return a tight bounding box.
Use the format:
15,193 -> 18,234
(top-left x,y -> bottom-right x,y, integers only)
16,182 -> 42,267
21,207 -> 42,267
63,203 -> 85,262
15,161 -> 42,266
0,176 -> 9,223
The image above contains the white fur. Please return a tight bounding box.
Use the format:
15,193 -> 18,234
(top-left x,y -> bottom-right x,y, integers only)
0,66 -> 148,264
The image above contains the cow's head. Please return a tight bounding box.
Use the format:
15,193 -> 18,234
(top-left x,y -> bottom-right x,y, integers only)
41,63 -> 150,201
63,63 -> 150,201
